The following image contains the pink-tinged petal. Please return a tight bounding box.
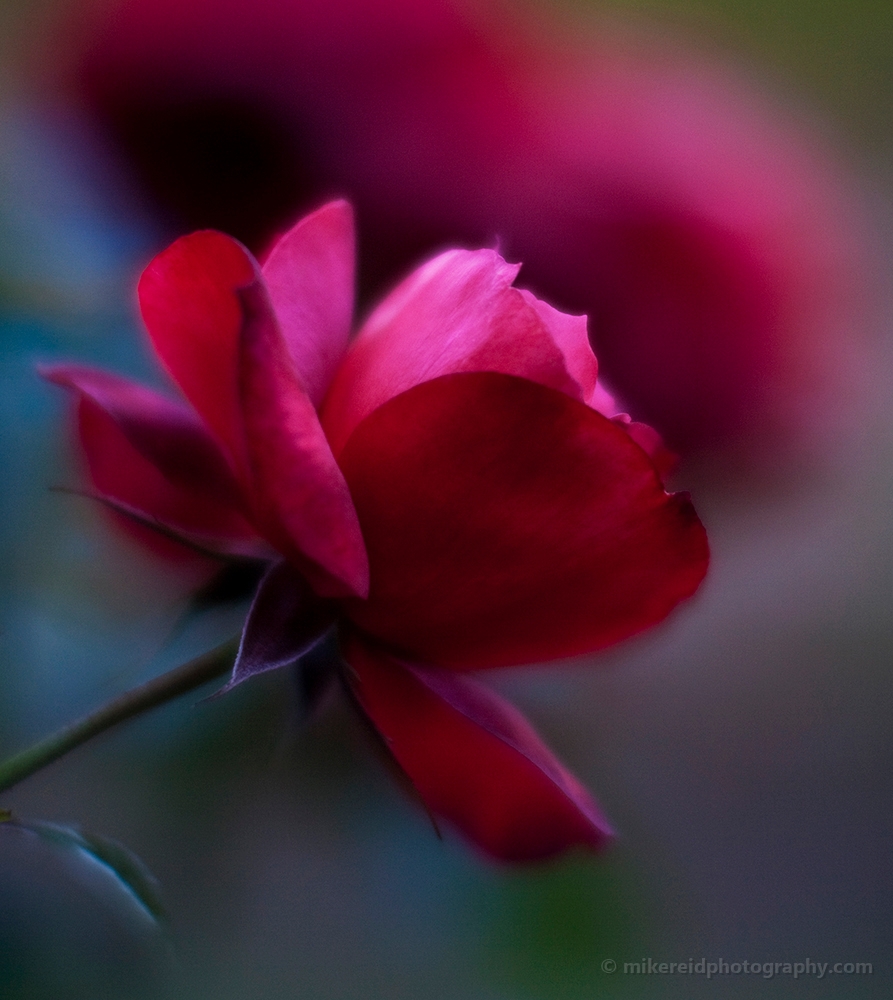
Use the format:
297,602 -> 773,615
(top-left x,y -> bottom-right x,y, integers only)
42,364 -> 247,512
138,229 -> 258,469
589,380 -> 619,417
238,283 -> 369,599
74,396 -> 261,560
340,372 -> 708,669
322,249 -> 592,456
517,289 -> 598,405
261,200 -> 355,407
344,635 -> 612,862
221,561 -> 336,692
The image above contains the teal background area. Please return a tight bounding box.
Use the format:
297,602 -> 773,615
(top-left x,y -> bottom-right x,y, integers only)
2,1 -> 892,997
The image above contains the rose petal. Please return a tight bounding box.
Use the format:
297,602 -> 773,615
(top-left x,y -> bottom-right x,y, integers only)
340,372 -> 709,669
589,380 -> 620,417
62,392 -> 261,559
42,364 -> 247,511
614,415 -> 678,480
68,488 -> 268,561
344,635 -> 612,861
517,289 -> 599,405
221,561 -> 336,692
138,229 -> 258,470
238,283 -> 370,599
322,249 -> 593,455
261,200 -> 355,407
582,376 -> 678,477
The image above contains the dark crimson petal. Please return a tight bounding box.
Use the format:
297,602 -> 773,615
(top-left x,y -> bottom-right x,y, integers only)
71,395 -> 262,558
340,372 -> 709,669
222,561 -> 336,692
138,229 -> 258,471
238,283 -> 369,599
68,488 -> 269,561
42,364 -> 247,511
612,414 -> 678,480
344,634 -> 612,862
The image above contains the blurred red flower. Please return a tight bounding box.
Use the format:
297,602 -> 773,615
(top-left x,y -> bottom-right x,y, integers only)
45,201 -> 708,861
43,0 -> 875,457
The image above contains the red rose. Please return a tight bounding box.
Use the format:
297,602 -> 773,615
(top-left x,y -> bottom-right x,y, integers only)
45,201 -> 708,861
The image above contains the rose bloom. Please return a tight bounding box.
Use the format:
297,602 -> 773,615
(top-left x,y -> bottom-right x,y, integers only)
45,201 -> 708,861
41,0 -> 875,457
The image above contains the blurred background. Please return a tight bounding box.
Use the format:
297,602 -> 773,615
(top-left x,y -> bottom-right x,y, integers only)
1,0 -> 891,997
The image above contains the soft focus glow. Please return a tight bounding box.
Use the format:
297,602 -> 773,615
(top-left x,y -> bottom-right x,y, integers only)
33,0 -> 882,461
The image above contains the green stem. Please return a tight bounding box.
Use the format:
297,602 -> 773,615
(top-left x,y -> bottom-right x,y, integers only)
0,639 -> 237,795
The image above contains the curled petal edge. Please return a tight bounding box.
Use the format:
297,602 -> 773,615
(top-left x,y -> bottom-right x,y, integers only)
322,248 -> 598,456
237,283 -> 370,599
